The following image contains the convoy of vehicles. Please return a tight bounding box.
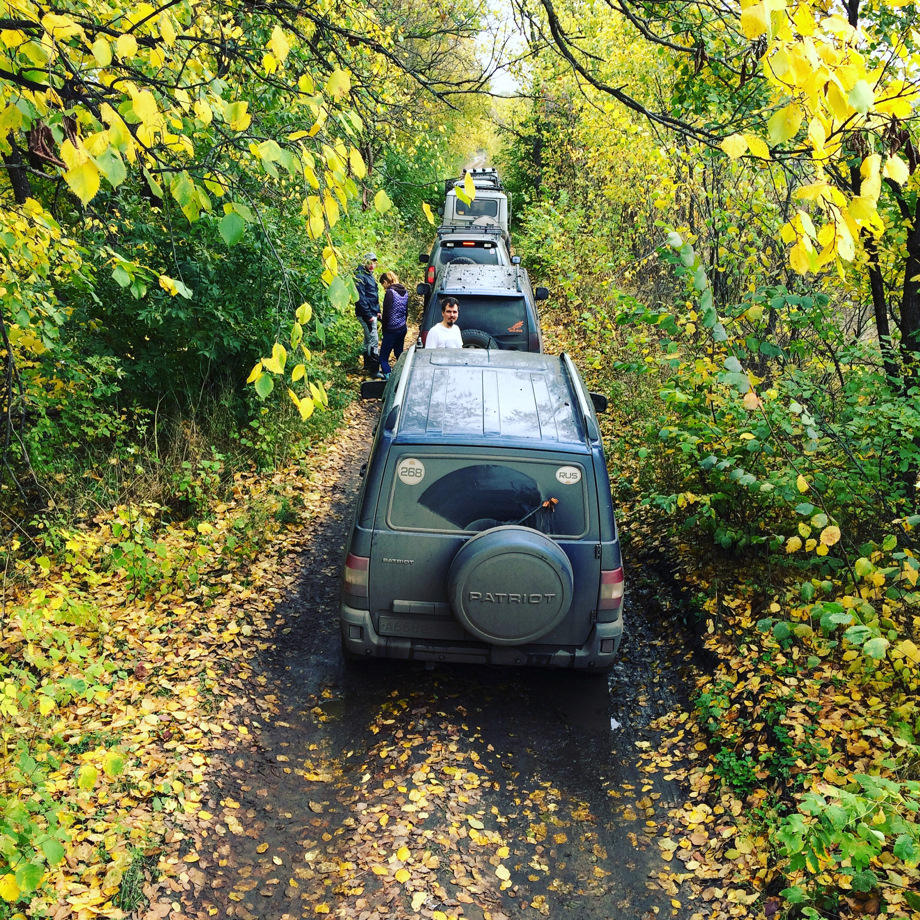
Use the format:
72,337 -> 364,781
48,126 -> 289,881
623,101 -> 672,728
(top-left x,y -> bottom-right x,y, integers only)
340,166 -> 626,670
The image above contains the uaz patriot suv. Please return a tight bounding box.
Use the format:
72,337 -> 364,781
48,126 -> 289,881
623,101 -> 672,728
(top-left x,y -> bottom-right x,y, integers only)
417,263 -> 547,352
340,347 -> 625,669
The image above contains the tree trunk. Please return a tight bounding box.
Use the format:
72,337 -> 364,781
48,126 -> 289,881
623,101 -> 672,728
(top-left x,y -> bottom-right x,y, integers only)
3,134 -> 31,204
359,142 -> 376,211
862,234 -> 900,380
900,198 -> 920,370
846,0 -> 861,28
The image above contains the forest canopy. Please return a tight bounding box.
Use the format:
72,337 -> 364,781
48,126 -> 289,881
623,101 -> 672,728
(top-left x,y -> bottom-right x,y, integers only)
0,0 -> 496,503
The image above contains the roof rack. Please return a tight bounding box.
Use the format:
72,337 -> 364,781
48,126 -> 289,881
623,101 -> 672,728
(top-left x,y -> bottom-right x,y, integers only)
385,344 -> 416,434
443,168 -> 505,195
435,223 -> 505,237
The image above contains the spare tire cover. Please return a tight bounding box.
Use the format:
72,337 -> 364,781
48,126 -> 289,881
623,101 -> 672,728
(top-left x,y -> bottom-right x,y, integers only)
448,525 -> 574,645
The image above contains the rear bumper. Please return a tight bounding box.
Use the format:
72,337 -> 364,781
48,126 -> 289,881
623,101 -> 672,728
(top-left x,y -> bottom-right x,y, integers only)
340,604 -> 623,669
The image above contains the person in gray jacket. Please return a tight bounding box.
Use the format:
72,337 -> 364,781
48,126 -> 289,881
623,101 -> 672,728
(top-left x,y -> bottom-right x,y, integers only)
355,252 -> 381,373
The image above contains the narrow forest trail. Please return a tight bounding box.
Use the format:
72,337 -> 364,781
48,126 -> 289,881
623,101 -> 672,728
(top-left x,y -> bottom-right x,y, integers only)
153,391 -> 719,920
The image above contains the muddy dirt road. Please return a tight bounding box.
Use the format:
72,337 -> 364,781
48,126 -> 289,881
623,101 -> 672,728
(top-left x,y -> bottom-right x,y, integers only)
174,400 -> 702,920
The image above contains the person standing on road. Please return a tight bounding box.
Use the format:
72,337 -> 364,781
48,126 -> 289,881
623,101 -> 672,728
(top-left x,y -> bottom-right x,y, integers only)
378,270 -> 409,377
355,252 -> 381,374
425,297 -> 462,348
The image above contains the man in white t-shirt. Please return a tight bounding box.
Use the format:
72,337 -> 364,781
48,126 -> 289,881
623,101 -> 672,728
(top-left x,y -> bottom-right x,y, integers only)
425,298 -> 463,348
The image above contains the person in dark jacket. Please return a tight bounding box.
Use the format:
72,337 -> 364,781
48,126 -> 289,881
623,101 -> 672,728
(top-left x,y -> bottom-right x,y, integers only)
355,252 -> 381,373
378,271 -> 409,377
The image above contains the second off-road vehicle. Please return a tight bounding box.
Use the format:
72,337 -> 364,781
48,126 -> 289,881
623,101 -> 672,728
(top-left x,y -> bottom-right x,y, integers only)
416,263 -> 547,352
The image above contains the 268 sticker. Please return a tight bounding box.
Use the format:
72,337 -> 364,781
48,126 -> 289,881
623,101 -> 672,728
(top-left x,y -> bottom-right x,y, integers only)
398,458 -> 425,485
555,465 -> 582,485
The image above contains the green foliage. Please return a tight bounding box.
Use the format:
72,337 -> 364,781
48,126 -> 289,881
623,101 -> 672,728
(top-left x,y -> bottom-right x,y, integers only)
0,592 -> 117,908
0,757 -> 70,905
172,457 -> 225,518
695,680 -> 735,738
5,193 -> 382,524
107,505 -> 202,599
713,749 -> 758,796
777,775 -> 920,914
113,849 -> 158,913
609,237 -> 920,558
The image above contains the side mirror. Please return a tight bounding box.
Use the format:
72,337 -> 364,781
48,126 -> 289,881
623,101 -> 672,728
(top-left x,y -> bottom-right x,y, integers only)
437,205 -> 444,216
535,287 -> 549,301
511,255 -> 521,265
360,380 -> 387,399
416,282 -> 431,296
419,252 -> 430,264
590,392 -> 608,414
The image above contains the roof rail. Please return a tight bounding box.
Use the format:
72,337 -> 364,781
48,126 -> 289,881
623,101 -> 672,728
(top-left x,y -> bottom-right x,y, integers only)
386,344 -> 416,434
561,353 -> 600,442
443,170 -> 504,193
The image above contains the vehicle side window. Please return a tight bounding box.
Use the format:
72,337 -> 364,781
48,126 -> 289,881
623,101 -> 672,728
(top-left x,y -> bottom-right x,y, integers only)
386,456 -> 588,537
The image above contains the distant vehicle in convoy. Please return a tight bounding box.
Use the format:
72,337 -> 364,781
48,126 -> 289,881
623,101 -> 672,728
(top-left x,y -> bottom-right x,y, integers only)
341,347 -> 625,670
416,263 -> 547,352
419,224 -> 513,291
440,168 -> 511,234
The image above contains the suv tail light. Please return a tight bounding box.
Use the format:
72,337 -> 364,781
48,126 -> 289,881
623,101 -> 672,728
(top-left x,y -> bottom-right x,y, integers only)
344,553 -> 369,609
427,266 -> 435,284
528,331 -> 540,351
420,329 -> 428,346
599,568 -> 624,610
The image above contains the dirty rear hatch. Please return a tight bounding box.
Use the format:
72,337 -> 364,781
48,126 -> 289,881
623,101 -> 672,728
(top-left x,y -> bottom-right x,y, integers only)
367,351 -> 601,647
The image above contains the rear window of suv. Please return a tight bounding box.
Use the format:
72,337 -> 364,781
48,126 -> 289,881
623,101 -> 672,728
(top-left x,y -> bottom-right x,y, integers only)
436,243 -> 502,268
454,198 -> 499,219
385,454 -> 589,537
451,294 -> 529,337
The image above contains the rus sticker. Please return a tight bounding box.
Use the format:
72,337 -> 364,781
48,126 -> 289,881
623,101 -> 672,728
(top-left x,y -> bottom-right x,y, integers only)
398,458 -> 426,485
555,465 -> 582,485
